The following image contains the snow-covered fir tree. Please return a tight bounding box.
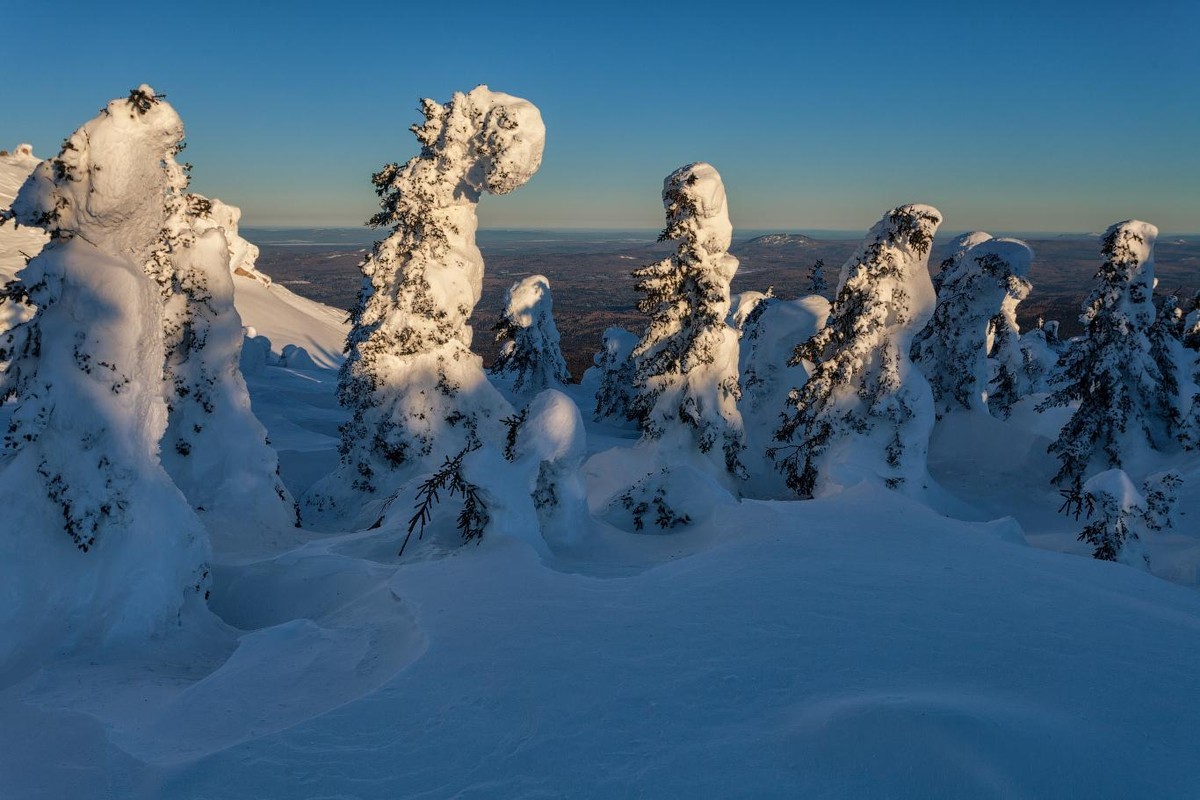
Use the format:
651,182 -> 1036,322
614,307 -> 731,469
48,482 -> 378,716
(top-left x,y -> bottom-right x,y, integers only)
155,192 -> 298,535
736,292 -> 828,497
0,87 -> 210,665
910,233 -> 1033,418
585,326 -> 639,423
1017,317 -> 1064,394
19,86 -> 294,535
628,162 -> 745,478
772,205 -> 942,498
1037,221 -> 1179,488
490,274 -> 570,395
318,86 -> 545,508
806,260 -> 828,295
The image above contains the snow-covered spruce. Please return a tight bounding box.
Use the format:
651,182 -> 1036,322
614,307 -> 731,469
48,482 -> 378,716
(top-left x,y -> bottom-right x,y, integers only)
1037,221 -> 1181,487
737,292 -> 829,497
805,259 -> 828,296
1016,317 -> 1064,394
156,194 -> 298,533
0,146 -> 47,349
584,326 -> 639,424
628,162 -> 745,478
318,86 -> 545,512
0,91 -> 211,669
772,205 -> 942,498
910,233 -> 1033,418
490,274 -> 570,395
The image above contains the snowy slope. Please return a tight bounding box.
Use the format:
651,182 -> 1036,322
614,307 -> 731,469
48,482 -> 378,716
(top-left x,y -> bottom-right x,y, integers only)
1,480 -> 1198,798
0,148 -> 48,324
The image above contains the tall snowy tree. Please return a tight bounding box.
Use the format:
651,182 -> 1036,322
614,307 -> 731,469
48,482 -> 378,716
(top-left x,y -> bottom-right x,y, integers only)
1037,220 -> 1179,488
318,87 -> 545,508
910,233 -> 1033,418
490,274 -> 571,395
629,162 -> 745,478
0,87 -> 210,665
772,205 -> 942,498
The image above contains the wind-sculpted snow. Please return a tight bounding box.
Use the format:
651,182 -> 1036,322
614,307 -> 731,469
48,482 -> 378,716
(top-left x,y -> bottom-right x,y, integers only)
0,237 -> 210,679
313,86 -> 545,524
912,232 -> 1034,418
774,204 -> 942,498
629,162 -> 745,481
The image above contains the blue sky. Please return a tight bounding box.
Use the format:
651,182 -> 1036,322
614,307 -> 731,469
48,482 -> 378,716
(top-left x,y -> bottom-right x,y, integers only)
3,0 -> 1197,232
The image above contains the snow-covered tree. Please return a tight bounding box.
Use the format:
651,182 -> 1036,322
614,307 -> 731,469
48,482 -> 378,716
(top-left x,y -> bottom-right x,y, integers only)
737,293 -> 828,497
772,205 -> 942,498
320,87 -> 545,506
1037,221 -> 1179,487
490,274 -> 570,394
586,326 -> 639,423
0,88 -> 210,665
628,162 -> 745,478
1017,317 -> 1064,394
911,234 -> 1033,418
155,194 -> 298,534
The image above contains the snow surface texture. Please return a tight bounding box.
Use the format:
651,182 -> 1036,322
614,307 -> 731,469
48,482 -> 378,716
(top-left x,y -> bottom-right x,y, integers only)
774,204 -> 942,498
629,162 -> 746,480
490,273 -> 571,394
911,232 -> 1034,418
311,86 -> 546,524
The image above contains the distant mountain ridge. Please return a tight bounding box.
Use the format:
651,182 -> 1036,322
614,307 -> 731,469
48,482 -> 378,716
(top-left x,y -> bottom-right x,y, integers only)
741,233 -> 816,247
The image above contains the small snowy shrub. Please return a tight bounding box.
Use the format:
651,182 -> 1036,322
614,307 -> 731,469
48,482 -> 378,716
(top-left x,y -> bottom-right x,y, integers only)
617,469 -> 692,532
587,326 -> 639,423
1059,470 -> 1180,569
629,162 -> 745,478
491,274 -> 570,394
398,443 -> 489,557
772,205 -> 942,498
806,259 -> 828,296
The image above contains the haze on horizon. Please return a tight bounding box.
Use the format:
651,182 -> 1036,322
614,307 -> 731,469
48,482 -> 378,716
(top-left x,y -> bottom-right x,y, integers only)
2,0 -> 1197,233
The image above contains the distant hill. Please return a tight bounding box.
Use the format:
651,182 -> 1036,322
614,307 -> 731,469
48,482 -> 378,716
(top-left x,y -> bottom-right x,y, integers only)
741,233 -> 816,247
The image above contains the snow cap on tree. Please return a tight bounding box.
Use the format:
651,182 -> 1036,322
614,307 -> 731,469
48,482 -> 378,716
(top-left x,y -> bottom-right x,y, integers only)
315,86 -> 544,515
11,85 -> 183,265
773,204 -> 942,498
491,274 -> 571,394
629,162 -> 745,479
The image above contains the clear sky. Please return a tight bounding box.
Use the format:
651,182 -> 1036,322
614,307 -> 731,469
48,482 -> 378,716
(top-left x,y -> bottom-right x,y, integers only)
2,0 -> 1197,232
